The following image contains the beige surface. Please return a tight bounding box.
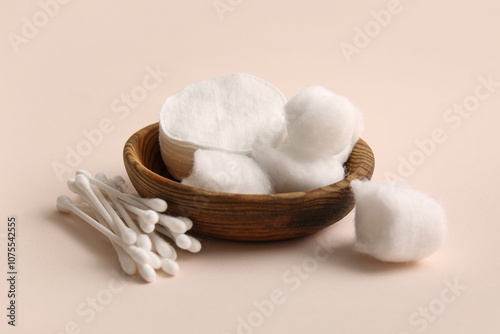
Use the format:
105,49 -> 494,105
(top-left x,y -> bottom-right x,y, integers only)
1,0 -> 499,333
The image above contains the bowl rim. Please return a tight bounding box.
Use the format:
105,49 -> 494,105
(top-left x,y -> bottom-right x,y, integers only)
124,122 -> 375,201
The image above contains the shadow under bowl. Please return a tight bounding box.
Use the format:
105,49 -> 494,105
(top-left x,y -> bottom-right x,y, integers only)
123,122 -> 375,241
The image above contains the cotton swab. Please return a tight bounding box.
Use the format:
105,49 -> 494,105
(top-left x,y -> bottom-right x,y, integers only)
92,185 -> 137,245
106,189 -> 153,251
136,234 -> 153,251
90,206 -> 137,276
112,243 -> 138,276
155,224 -> 201,253
60,194 -> 159,281
88,176 -> 183,257
112,175 -> 130,193
95,172 -> 109,184
161,258 -> 179,276
72,176 -> 116,231
148,251 -> 162,269
76,170 -> 167,212
129,214 -> 156,234
158,214 -> 188,234
58,171 -> 202,283
149,232 -> 177,260
97,174 -> 156,236
155,224 -> 192,250
56,195 -> 149,265
75,175 -> 137,245
177,216 -> 193,230
121,202 -> 159,226
186,236 -> 202,253
137,263 -> 157,283
68,179 -> 124,243
95,173 -> 154,251
91,172 -> 158,234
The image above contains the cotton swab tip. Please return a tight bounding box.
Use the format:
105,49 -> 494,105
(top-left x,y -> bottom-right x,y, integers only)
141,210 -> 159,225
139,220 -> 155,234
126,245 -> 150,264
161,258 -> 179,276
121,228 -> 138,245
56,195 -> 73,213
152,236 -> 174,259
187,236 -> 202,253
67,179 -> 82,195
148,252 -> 162,269
76,169 -> 93,178
115,247 -> 137,275
175,234 -> 192,250
158,215 -> 187,234
113,175 -> 126,185
75,173 -> 92,191
142,198 -> 168,212
178,216 -> 193,230
137,263 -> 156,283
95,172 -> 108,182
136,234 -> 152,251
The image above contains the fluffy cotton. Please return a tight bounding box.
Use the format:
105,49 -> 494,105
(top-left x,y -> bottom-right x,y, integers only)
181,149 -> 273,194
160,73 -> 287,151
250,85 -> 362,192
333,105 -> 365,164
285,86 -> 362,160
351,180 -> 447,262
253,144 -> 345,193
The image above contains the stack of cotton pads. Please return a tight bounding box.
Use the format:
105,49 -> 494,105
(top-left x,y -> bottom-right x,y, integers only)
159,73 -> 287,181
56,170 -> 201,283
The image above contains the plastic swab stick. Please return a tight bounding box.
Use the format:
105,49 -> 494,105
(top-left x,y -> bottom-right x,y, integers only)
76,170 -> 167,212
56,195 -> 149,264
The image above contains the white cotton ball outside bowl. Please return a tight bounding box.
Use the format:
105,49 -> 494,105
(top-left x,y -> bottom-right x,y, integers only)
351,180 -> 448,262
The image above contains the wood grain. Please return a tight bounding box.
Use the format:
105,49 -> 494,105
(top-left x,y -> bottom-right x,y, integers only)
124,122 -> 375,241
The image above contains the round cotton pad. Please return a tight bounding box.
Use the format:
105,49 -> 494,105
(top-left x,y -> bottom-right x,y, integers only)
159,73 -> 287,179
285,86 -> 359,159
181,149 -> 273,195
351,180 -> 447,262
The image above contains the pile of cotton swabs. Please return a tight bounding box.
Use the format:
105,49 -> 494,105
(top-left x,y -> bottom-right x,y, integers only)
56,170 -> 201,283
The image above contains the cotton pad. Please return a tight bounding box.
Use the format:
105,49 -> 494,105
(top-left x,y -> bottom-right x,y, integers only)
253,144 -> 345,193
285,86 -> 361,159
351,180 -> 447,262
181,149 -> 273,194
159,73 -> 287,180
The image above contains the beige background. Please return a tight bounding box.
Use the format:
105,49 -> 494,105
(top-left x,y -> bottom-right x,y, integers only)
2,0 -> 499,333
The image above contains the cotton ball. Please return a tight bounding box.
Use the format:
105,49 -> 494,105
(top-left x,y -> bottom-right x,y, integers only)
351,180 -> 447,262
254,144 -> 345,193
333,145 -> 353,165
334,105 -> 366,164
285,86 -> 359,159
352,104 -> 365,142
181,149 -> 273,194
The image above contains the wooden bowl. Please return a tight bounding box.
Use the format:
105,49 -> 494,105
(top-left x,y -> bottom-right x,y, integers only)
123,123 -> 375,241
